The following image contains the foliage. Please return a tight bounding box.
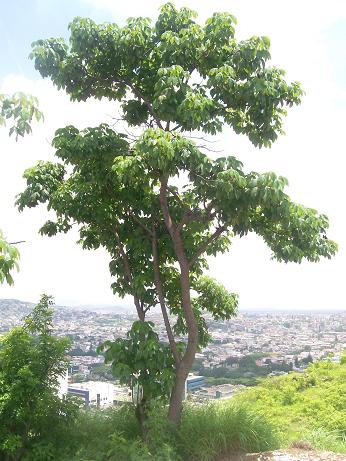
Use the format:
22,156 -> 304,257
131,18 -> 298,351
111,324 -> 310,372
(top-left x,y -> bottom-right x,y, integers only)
99,321 -> 177,404
1,89 -> 43,287
0,229 -> 20,285
0,295 -> 78,461
0,92 -> 43,140
235,360 -> 346,452
56,401 -> 277,461
17,2 -> 337,423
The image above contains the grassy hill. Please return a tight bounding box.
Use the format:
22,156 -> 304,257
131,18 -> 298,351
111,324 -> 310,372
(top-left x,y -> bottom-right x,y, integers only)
235,359 -> 346,454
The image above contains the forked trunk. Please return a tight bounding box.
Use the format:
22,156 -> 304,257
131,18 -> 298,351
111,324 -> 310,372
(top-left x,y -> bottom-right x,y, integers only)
159,176 -> 199,426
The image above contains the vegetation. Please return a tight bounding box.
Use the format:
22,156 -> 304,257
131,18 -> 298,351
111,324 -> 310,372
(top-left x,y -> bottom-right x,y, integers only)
1,91 -> 43,286
193,353 -> 295,387
17,2 -> 337,427
1,299 -> 346,460
0,92 -> 42,140
235,359 -> 346,453
0,230 -> 20,285
36,402 -> 278,461
0,295 -> 78,461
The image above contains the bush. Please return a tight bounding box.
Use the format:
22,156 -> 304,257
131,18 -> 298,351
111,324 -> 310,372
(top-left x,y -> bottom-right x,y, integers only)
0,295 -> 78,461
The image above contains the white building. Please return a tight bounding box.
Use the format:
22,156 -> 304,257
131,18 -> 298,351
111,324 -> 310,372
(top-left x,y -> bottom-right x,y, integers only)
68,381 -> 115,407
57,370 -> 68,398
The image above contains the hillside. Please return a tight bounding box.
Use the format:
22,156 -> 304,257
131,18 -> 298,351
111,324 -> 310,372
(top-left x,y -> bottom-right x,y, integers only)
0,298 -> 35,317
235,360 -> 346,454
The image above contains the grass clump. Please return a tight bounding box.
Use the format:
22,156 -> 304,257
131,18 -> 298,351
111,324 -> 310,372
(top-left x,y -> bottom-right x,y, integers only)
177,401 -> 279,460
304,428 -> 346,454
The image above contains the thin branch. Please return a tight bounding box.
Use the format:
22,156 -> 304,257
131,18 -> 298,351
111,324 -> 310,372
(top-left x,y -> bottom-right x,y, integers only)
152,226 -> 181,366
126,211 -> 153,237
126,81 -> 164,130
195,144 -> 223,153
189,225 -> 227,268
184,134 -> 219,144
159,176 -> 177,239
113,229 -> 145,321
8,240 -> 26,245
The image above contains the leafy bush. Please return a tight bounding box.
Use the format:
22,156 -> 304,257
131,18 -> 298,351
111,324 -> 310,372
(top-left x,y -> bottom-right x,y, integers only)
0,295 -> 78,461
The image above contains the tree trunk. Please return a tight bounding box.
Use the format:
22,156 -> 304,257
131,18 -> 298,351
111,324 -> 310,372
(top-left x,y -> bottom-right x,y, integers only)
136,400 -> 149,441
167,261 -> 198,424
159,176 -> 199,425
168,361 -> 189,423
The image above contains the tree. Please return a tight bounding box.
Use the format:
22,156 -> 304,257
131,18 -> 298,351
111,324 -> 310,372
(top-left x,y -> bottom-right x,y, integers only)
0,295 -> 78,461
98,320 -> 176,437
17,3 -> 337,424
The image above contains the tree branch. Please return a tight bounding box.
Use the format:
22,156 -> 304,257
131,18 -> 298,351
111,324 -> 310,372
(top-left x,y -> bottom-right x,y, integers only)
159,176 -> 177,240
113,229 -> 145,321
126,210 -> 153,237
151,226 -> 181,366
126,81 -> 164,130
189,225 -> 227,268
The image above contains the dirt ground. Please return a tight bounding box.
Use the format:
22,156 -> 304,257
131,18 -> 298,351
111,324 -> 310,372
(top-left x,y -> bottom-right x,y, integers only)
225,449 -> 346,461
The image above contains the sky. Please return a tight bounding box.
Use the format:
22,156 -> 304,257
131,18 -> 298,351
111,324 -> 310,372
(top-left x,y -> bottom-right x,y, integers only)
0,0 -> 345,311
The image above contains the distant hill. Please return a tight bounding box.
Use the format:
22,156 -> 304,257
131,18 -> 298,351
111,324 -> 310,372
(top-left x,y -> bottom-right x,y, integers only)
0,298 -> 134,316
0,298 -> 35,317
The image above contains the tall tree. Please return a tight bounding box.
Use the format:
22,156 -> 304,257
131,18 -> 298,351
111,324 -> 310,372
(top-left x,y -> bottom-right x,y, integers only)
17,3 -> 337,424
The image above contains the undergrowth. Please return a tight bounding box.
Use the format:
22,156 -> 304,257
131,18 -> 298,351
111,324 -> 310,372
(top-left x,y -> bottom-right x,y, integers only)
59,401 -> 278,461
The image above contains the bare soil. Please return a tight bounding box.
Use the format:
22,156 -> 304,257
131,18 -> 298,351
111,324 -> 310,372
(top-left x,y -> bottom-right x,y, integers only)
224,449 -> 346,461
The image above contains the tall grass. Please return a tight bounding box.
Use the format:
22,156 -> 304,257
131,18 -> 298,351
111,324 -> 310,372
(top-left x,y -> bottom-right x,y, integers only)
304,428 -> 346,454
58,401 -> 279,461
177,401 -> 279,461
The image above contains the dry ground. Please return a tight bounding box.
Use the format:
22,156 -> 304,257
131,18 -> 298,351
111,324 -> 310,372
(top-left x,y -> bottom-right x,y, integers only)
225,450 -> 346,461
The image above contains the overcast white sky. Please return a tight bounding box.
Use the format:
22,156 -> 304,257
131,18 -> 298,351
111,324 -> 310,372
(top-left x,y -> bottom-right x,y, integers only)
0,0 -> 345,311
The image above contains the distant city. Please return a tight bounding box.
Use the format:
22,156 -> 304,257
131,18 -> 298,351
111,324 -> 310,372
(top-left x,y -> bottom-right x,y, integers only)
1,298 -> 345,405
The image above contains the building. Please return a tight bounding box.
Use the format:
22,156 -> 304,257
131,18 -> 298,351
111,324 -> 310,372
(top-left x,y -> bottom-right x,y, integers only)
68,381 -> 115,407
186,375 -> 205,391
57,370 -> 68,397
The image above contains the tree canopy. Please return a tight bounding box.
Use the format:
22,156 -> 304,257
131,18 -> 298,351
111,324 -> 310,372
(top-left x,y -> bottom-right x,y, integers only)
17,2 -> 337,425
